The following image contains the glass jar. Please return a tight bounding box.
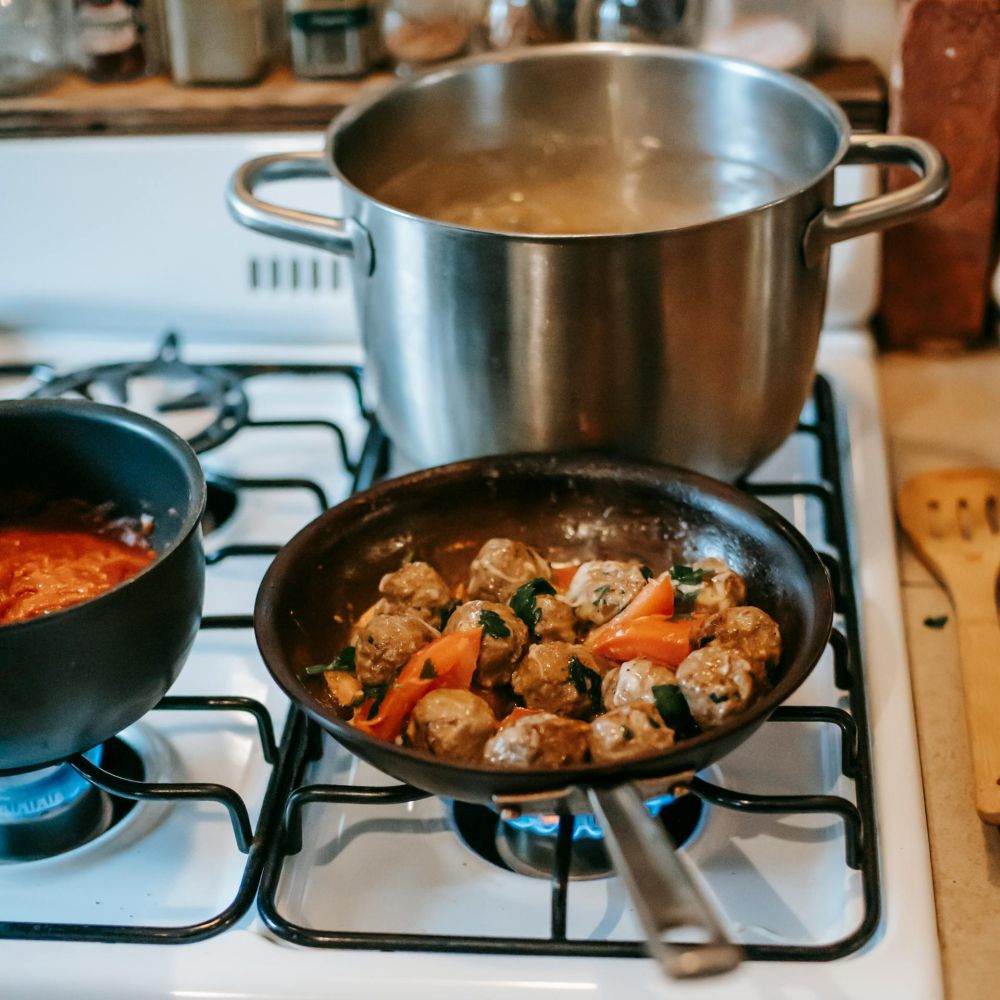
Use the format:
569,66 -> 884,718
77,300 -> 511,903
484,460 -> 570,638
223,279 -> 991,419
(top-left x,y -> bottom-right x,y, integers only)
484,0 -> 577,50
0,0 -> 67,96
164,0 -> 268,85
286,0 -> 379,79
73,0 -> 147,82
589,0 -> 691,44
382,0 -> 483,73
694,0 -> 817,73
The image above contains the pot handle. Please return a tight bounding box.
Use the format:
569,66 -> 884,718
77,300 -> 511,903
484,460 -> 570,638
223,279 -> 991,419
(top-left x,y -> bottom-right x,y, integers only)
802,134 -> 949,267
588,783 -> 742,979
226,150 -> 373,272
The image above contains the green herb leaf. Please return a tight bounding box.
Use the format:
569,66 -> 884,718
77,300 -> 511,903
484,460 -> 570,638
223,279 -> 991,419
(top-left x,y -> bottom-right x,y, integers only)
592,583 -> 611,606
640,565 -> 653,581
567,656 -> 603,715
420,658 -> 437,680
652,684 -> 699,738
305,646 -> 356,676
708,692 -> 729,704
923,615 -> 949,630
670,564 -> 715,586
509,577 -> 557,635
478,608 -> 511,639
363,683 -> 389,719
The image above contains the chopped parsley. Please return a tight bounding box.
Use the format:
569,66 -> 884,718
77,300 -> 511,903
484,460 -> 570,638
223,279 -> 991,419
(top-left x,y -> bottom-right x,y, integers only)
567,656 -> 603,715
305,646 -> 356,676
420,658 -> 437,680
923,615 -> 949,630
640,565 -> 653,581
592,583 -> 611,606
509,577 -> 557,635
363,683 -> 389,719
478,608 -> 511,639
708,692 -> 729,704
652,684 -> 699,738
670,564 -> 715,587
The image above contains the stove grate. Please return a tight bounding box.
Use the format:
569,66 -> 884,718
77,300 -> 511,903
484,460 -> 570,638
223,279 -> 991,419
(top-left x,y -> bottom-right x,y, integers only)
255,375 -> 882,963
0,357 -> 370,945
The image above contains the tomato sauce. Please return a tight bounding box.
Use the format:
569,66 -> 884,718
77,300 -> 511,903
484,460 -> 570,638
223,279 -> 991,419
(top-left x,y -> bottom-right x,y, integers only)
0,504 -> 155,626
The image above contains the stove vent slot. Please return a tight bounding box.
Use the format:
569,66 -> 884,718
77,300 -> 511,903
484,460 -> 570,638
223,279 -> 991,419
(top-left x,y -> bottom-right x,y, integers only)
248,255 -> 341,294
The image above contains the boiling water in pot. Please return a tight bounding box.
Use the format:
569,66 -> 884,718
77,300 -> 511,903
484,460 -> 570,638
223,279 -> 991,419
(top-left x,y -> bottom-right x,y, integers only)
373,134 -> 793,235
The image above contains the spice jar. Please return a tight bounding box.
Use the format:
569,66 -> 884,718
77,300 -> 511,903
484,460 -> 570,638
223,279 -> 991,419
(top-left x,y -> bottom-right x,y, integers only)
382,0 -> 482,73
0,0 -> 67,96
73,0 -> 147,82
695,0 -> 818,72
485,0 -> 577,49
286,0 -> 379,79
164,0 -> 268,85
589,0 -> 691,44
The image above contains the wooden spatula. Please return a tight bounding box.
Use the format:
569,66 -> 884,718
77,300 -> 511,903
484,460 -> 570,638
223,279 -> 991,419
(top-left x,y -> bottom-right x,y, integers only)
898,468 -> 1000,824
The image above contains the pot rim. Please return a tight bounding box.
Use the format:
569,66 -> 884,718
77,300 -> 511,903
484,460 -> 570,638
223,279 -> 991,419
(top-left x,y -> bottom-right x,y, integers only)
0,398 -> 207,635
324,42 -> 853,241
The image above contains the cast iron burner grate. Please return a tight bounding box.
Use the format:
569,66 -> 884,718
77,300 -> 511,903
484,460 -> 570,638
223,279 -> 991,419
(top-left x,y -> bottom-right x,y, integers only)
0,342 -> 376,944
255,376 -> 881,964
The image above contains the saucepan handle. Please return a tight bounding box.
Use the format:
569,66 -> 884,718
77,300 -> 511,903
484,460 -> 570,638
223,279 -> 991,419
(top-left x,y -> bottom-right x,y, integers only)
226,150 -> 373,272
802,134 -> 949,267
587,783 -> 742,979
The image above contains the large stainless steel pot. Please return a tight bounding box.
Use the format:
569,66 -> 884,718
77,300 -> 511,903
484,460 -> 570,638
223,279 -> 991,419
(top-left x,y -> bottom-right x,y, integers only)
227,44 -> 947,479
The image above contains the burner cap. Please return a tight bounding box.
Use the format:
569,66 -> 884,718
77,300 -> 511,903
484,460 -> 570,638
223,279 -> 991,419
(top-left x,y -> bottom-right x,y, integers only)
31,332 -> 248,453
449,792 -> 704,880
0,739 -> 143,862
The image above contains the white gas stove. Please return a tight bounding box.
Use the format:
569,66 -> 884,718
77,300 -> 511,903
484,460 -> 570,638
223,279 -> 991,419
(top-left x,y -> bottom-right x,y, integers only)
0,134 -> 941,999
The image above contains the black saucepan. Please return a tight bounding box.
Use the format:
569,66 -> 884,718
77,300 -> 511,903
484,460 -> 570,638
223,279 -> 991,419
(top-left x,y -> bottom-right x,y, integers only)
0,400 -> 206,774
254,454 -> 833,979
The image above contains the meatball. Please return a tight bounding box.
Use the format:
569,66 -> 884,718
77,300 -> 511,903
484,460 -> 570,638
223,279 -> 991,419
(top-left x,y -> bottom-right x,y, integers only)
676,645 -> 762,728
511,642 -> 609,719
352,612 -> 436,686
467,538 -> 553,602
534,594 -> 577,642
483,711 -> 590,769
565,560 -> 646,626
692,606 -> 781,673
601,658 -> 678,711
375,561 -> 453,626
589,703 -> 676,764
690,558 -> 747,614
406,689 -> 497,763
443,600 -> 528,688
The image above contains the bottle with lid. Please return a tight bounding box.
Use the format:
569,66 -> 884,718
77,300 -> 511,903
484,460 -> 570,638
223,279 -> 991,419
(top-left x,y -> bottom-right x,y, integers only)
164,0 -> 268,85
286,0 -> 380,79
73,0 -> 147,82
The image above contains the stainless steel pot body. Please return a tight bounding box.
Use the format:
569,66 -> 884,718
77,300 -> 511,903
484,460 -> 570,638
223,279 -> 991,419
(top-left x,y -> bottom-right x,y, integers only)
228,44 -> 948,480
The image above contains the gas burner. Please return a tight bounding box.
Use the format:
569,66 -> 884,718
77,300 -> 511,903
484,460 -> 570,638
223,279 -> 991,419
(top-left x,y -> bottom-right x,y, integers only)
30,333 -> 248,453
0,739 -> 142,863
449,792 -> 704,880
202,477 -> 239,535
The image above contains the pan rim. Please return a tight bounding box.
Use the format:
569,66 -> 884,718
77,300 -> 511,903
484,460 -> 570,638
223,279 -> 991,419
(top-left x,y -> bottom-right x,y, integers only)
254,453 -> 835,788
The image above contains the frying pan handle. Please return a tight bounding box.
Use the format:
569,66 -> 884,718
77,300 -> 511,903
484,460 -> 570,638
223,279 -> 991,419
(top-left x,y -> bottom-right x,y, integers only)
226,150 -> 374,275
802,134 -> 949,267
587,784 -> 742,979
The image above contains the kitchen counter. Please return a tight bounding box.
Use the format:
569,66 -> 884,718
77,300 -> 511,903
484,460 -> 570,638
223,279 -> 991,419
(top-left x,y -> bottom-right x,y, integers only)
880,349 -> 1000,1000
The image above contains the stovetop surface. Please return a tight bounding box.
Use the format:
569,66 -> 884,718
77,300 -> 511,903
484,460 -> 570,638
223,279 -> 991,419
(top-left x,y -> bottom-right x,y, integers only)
0,328 -> 942,999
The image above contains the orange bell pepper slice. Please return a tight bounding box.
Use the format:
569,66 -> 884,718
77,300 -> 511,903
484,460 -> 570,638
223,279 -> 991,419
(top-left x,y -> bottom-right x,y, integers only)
591,614 -> 696,667
552,564 -> 580,592
351,629 -> 482,741
586,573 -> 675,649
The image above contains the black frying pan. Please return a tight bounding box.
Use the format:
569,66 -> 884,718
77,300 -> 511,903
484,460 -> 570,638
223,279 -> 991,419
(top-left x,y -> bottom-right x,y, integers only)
254,454 -> 834,978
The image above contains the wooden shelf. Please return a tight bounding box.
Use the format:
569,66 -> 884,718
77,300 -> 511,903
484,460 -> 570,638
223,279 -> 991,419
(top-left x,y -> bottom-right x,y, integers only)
0,58 -> 885,139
